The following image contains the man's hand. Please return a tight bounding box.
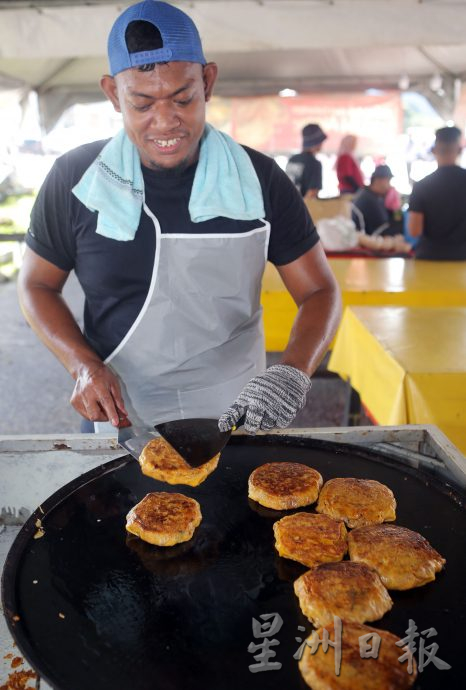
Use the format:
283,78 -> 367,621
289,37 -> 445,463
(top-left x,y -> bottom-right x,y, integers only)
70,362 -> 127,427
18,249 -> 129,428
218,364 -> 311,434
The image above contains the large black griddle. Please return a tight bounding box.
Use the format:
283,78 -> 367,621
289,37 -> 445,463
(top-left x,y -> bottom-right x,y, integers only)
2,436 -> 466,690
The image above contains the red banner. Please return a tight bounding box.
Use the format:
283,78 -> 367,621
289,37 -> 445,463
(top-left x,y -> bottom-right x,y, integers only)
208,91 -> 403,156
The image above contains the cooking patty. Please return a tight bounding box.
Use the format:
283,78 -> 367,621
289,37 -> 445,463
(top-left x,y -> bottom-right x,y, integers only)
139,437 -> 219,486
299,620 -> 417,689
125,492 -> 202,546
248,462 -> 323,509
316,477 -> 396,528
348,523 -> 446,590
273,512 -> 347,568
294,561 -> 393,628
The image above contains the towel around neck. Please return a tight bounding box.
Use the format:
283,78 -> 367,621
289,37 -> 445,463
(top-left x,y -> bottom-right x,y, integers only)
72,124 -> 265,241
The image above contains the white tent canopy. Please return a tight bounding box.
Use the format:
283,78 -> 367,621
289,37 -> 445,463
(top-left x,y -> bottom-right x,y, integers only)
1,0 -> 466,130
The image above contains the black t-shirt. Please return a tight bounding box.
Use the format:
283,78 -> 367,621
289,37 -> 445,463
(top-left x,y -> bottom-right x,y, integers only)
352,187 -> 390,235
27,139 -> 318,359
286,151 -> 322,197
409,165 -> 466,260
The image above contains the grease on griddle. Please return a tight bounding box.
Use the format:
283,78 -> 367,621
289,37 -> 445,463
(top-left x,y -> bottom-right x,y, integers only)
0,656 -> 36,690
0,669 -> 37,690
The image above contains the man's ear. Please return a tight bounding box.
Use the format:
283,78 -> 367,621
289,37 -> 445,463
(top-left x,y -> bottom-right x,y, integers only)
202,62 -> 218,102
100,75 -> 121,113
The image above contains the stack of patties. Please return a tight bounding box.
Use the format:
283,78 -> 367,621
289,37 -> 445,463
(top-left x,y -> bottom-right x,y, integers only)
312,476 -> 445,590
248,461 -> 347,568
127,434 -> 219,548
291,477 -> 396,632
253,463 -> 438,690
139,436 -> 219,486
286,475 -> 445,688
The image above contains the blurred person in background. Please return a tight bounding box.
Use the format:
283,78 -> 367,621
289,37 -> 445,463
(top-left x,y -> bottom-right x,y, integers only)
335,134 -> 364,194
286,123 -> 327,199
352,165 -> 398,235
384,183 -> 401,215
409,126 -> 466,260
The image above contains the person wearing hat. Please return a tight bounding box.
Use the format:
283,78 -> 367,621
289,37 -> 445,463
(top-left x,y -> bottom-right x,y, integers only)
351,164 -> 396,235
286,123 -> 327,199
18,1 -> 341,435
408,125 -> 466,260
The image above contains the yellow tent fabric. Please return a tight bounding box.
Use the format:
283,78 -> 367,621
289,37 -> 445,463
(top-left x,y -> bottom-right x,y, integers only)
261,259 -> 466,352
328,306 -> 466,454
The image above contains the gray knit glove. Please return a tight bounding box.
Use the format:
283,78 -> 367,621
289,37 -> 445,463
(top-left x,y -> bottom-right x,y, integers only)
218,364 -> 311,434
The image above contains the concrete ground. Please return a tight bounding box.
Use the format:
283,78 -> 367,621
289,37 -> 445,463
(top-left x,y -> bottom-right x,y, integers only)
0,272 -> 85,434
0,272 -> 350,435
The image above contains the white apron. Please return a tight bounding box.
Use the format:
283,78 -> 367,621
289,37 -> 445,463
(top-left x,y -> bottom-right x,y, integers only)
96,203 -> 270,431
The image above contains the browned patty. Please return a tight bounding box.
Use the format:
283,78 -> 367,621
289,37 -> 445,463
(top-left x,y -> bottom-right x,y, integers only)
125,492 -> 202,546
273,512 -> 347,568
316,478 -> 396,528
294,561 -> 393,628
348,524 -> 446,590
248,462 -> 323,509
139,436 -> 219,486
299,620 -> 417,690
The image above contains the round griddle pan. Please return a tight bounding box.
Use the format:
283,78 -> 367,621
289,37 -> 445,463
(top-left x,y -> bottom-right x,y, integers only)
2,436 -> 466,690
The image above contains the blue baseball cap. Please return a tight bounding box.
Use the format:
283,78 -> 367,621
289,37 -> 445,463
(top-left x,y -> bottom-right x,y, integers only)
108,0 -> 206,76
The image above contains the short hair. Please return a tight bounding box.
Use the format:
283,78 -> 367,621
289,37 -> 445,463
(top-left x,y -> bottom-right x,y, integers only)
370,164 -> 393,184
435,126 -> 461,145
125,20 -> 163,72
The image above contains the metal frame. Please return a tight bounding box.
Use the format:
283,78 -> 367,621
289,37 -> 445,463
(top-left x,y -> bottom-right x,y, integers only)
1,424 -> 464,510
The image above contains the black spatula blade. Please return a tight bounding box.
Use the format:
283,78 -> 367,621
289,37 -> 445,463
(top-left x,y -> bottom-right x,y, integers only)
154,418 -> 233,468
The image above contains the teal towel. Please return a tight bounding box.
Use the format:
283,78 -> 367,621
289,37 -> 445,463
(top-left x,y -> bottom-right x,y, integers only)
72,129 -> 144,242
72,124 -> 265,241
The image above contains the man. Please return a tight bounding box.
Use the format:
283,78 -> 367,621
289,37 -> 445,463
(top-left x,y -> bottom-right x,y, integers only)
286,123 -> 327,199
408,125 -> 466,260
352,165 -> 396,235
18,0 -> 341,435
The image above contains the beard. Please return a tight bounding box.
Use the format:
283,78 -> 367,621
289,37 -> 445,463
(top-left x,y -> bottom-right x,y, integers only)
145,148 -> 199,176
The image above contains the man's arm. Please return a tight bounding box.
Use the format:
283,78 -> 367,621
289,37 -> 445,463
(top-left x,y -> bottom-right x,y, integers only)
408,211 -> 424,237
17,247 -> 127,426
277,242 -> 342,375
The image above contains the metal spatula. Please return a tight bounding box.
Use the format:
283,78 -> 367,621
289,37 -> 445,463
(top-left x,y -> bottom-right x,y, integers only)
154,417 -> 239,468
117,421 -> 160,463
118,416 -> 243,468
